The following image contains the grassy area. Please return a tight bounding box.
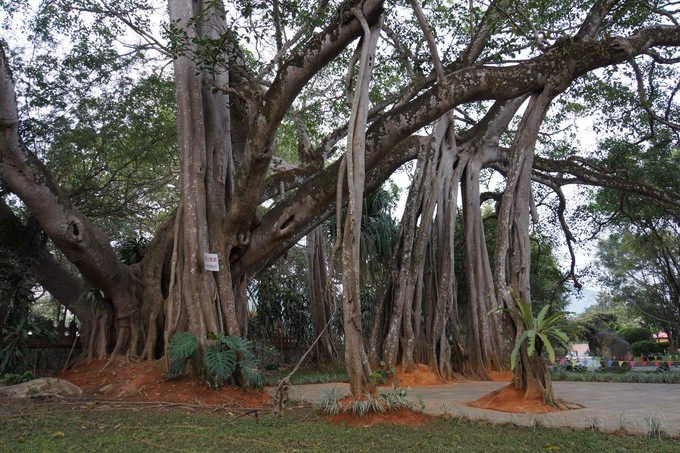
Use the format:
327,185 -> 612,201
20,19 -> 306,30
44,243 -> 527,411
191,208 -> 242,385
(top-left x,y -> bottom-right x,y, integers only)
263,367 -> 349,386
551,370 -> 680,383
2,406 -> 678,452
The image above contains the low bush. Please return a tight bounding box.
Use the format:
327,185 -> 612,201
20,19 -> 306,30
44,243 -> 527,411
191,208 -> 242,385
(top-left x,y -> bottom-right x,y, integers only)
618,327 -> 653,344
552,360 -> 588,372
631,340 -> 665,357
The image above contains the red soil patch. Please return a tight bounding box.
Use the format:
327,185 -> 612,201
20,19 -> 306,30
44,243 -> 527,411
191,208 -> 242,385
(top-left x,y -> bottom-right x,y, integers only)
468,383 -> 559,414
323,407 -> 435,426
385,363 -> 453,387
58,359 -> 269,408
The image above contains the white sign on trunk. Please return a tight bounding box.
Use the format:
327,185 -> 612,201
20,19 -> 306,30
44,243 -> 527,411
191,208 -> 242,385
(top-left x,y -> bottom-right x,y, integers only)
204,252 -> 220,272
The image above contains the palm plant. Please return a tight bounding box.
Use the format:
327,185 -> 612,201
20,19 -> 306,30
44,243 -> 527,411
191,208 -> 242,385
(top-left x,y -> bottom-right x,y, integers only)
507,298 -> 574,370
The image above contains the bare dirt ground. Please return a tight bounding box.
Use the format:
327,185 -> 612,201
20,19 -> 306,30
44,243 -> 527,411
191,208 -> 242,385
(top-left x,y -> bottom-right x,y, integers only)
0,360 -> 561,426
57,359 -> 269,408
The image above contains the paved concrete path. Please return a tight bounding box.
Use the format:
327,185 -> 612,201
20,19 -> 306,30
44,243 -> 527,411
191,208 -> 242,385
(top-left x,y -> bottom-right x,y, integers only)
276,381 -> 680,436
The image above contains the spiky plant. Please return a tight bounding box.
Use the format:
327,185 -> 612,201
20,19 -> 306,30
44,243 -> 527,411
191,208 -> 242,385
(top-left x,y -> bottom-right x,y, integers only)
508,299 -> 575,370
314,389 -> 344,415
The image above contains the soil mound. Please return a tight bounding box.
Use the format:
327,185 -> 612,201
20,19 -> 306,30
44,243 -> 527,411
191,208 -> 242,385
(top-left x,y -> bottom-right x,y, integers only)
387,364 -> 454,387
468,383 -> 560,414
323,407 -> 435,426
58,359 -> 269,408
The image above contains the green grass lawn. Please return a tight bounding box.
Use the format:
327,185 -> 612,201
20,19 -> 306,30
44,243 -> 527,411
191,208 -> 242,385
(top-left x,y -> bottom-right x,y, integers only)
263,367 -> 349,386
2,405 -> 678,452
550,370 -> 680,383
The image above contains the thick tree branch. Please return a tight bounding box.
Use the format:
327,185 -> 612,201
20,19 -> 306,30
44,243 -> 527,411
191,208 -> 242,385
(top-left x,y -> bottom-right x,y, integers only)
533,155 -> 680,208
242,25 -> 680,274
227,0 -> 384,238
574,0 -> 620,41
0,43 -> 134,317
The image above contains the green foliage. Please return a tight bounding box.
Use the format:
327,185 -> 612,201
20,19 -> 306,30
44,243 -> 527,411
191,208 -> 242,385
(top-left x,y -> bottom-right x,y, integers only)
529,231 -> 570,314
204,346 -> 237,382
618,327 -> 653,344
167,331 -> 200,361
248,246 -> 313,344
165,331 -> 263,388
0,318 -> 56,375
0,371 -> 34,386
551,360 -> 587,373
379,386 -> 425,413
117,237 -> 149,265
346,396 -> 386,416
3,404 -> 680,451
315,385 -> 423,417
0,247 -> 35,326
165,332 -> 199,378
367,362 -> 396,386
10,9 -> 180,239
571,312 -> 622,343
314,388 -> 344,416
551,369 -> 680,384
502,298 -> 574,370
631,340 -> 665,357
264,368 -> 348,386
596,230 -> 680,341
210,333 -> 264,389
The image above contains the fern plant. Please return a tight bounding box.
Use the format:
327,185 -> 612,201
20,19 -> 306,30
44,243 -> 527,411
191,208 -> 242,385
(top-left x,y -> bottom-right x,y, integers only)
165,331 -> 263,388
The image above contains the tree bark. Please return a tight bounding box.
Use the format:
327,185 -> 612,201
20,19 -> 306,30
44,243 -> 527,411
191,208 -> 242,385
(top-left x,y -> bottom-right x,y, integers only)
166,0 -> 241,365
306,225 -> 338,366
493,89 -> 564,407
342,12 -> 381,399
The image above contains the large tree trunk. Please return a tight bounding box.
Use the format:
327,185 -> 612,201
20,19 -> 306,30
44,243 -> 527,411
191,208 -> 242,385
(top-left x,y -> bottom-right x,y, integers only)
4,0 -> 679,392
306,225 -> 338,366
342,13 -> 381,399
165,0 -> 243,365
460,157 -> 504,380
379,135 -> 436,372
377,115 -> 459,379
493,89 -> 564,407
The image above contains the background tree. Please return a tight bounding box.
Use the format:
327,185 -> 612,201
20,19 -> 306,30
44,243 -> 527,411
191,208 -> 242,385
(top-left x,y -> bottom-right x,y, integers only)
248,246 -> 312,347
596,229 -> 680,352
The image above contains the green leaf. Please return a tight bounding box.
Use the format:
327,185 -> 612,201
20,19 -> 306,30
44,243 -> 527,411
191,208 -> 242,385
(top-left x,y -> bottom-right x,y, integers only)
526,330 -> 537,358
535,304 -> 550,330
550,329 -> 571,349
238,352 -> 264,388
167,332 -> 198,361
510,331 -> 530,370
539,333 -> 556,364
164,356 -> 188,379
204,346 -> 237,382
